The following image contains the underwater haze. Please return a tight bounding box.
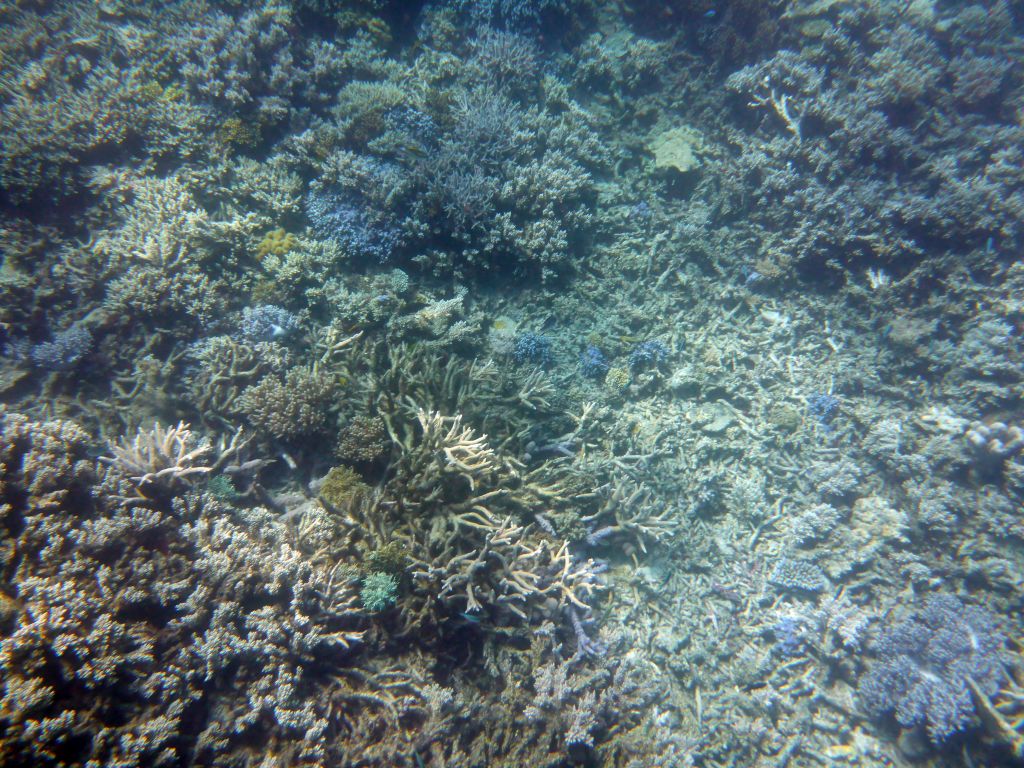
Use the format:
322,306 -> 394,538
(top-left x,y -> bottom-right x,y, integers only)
2,0 -> 1024,766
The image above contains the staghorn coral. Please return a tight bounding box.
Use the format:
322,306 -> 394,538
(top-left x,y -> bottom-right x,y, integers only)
185,335 -> 291,427
720,3 -> 1024,280
305,62 -> 606,279
169,0 -> 348,121
360,341 -> 564,448
90,174 -> 209,274
375,407 -> 606,644
581,476 -> 679,554
7,3 -> 1024,765
103,261 -> 223,333
392,409 -> 501,495
445,0 -> 583,32
99,421 -> 248,503
0,410 -> 95,510
572,31 -> 667,102
468,28 -> 539,91
0,6 -> 211,204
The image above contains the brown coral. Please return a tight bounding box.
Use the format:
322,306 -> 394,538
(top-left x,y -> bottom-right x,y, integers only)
238,366 -> 336,440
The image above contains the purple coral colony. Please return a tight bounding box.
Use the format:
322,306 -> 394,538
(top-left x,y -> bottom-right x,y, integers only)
1,0 -> 1024,766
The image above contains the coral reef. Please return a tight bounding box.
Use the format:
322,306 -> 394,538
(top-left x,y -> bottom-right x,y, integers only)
2,0 -> 1024,765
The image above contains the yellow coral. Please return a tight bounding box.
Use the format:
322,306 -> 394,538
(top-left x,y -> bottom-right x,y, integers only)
216,116 -> 260,148
137,81 -> 186,103
256,228 -> 297,259
319,466 -> 369,510
605,366 -> 630,392
249,279 -> 279,305
136,81 -> 165,101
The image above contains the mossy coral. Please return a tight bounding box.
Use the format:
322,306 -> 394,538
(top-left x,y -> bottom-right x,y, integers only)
216,116 -> 261,148
365,541 -> 409,576
256,228 -> 297,259
319,465 -> 370,510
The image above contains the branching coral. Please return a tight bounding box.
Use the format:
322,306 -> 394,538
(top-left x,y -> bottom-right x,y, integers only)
185,335 -> 291,426
366,405 -> 607,646
0,411 -> 464,767
581,476 -> 679,554
237,366 -> 336,441
858,593 -> 1010,743
101,420 -> 212,490
100,421 -> 247,503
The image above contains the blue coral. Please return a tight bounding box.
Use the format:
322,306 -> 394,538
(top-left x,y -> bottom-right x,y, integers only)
29,325 -> 92,371
579,345 -> 608,379
513,332 -> 552,367
384,105 -> 438,147
628,340 -> 668,371
857,594 -> 1008,743
447,0 -> 574,30
772,617 -> 806,657
807,392 -> 840,425
306,171 -> 404,263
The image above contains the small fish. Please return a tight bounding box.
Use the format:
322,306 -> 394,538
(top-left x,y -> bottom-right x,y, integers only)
398,141 -> 426,158
704,8 -> 717,19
